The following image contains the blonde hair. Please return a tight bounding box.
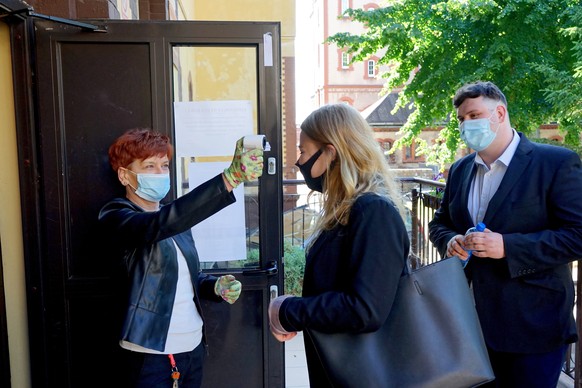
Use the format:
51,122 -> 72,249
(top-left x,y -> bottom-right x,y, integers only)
301,103 -> 405,234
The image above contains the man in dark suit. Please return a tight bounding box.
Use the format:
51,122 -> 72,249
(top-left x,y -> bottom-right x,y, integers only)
429,81 -> 582,387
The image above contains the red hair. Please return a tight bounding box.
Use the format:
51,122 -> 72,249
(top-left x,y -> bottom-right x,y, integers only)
108,128 -> 174,171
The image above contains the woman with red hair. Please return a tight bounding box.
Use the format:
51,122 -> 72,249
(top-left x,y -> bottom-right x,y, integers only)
99,128 -> 262,387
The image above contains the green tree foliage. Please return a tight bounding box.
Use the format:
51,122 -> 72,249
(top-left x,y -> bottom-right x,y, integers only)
327,0 -> 582,167
534,5 -> 582,145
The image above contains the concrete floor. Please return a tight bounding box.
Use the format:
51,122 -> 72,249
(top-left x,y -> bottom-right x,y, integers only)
284,332 -> 309,388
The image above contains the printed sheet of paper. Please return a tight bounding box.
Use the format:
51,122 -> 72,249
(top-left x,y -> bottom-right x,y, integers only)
174,100 -> 253,158
173,100 -> 254,262
188,162 -> 246,262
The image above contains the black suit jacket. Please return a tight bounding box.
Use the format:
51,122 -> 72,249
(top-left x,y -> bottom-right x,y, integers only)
279,193 -> 410,386
429,133 -> 582,353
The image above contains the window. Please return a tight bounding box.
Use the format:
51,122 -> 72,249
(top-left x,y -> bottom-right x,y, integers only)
340,0 -> 350,15
379,139 -> 396,164
403,141 -> 425,163
338,50 -> 354,71
363,56 -> 379,78
367,60 -> 376,77
339,96 -> 354,105
342,52 -> 350,69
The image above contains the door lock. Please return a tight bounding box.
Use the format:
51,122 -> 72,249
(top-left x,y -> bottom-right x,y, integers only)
268,157 -> 276,175
270,285 -> 278,300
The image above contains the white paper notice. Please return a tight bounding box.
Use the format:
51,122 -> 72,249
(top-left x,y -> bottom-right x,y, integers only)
174,100 -> 253,158
188,162 -> 247,262
263,32 -> 273,67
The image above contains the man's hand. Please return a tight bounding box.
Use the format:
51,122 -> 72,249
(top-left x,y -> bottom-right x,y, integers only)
446,234 -> 469,259
464,229 -> 505,259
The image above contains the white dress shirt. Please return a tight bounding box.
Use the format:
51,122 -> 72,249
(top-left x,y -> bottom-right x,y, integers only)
468,129 -> 520,225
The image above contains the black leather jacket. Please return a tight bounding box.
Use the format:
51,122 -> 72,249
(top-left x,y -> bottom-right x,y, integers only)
98,174 -> 236,351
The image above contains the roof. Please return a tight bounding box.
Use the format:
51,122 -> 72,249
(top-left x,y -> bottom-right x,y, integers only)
362,92 -> 414,126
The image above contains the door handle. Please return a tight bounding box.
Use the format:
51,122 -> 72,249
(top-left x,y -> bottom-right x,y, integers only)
242,261 -> 278,276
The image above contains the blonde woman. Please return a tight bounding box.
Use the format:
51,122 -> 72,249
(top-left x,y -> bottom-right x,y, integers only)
268,104 -> 410,387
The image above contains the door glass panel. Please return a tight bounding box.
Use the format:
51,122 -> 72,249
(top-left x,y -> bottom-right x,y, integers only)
172,46 -> 260,271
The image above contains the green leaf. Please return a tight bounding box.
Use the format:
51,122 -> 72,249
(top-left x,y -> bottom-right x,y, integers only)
326,0 -> 582,168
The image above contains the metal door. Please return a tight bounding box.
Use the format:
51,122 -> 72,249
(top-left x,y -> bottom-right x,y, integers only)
23,18 -> 283,387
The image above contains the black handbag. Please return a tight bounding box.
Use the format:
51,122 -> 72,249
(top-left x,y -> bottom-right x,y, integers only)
305,257 -> 495,388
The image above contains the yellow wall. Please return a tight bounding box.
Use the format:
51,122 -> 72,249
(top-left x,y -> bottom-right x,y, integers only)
0,22 -> 31,388
190,1 -> 296,57
186,1 -> 297,177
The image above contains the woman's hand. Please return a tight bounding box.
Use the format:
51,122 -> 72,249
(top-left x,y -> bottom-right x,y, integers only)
271,331 -> 298,342
268,295 -> 298,341
214,275 -> 242,304
223,137 -> 264,189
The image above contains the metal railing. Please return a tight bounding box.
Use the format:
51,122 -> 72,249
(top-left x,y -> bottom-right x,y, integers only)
282,177 -> 446,256
282,177 -> 580,387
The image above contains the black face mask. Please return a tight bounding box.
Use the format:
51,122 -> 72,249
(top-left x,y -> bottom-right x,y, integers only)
295,149 -> 325,192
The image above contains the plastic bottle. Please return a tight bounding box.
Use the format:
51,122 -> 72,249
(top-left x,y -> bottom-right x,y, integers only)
465,222 -> 486,259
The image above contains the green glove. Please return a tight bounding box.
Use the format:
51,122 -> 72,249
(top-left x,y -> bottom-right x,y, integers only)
223,137 -> 264,188
214,275 -> 242,304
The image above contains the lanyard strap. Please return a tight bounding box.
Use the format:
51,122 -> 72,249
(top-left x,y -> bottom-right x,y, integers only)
168,354 -> 180,388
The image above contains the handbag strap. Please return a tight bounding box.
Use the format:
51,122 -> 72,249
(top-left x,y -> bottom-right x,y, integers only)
406,250 -> 422,273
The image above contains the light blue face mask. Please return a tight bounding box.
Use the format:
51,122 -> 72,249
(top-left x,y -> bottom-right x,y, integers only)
127,170 -> 171,202
459,117 -> 497,151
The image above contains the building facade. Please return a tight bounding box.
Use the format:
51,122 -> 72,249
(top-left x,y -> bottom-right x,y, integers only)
305,0 -> 437,175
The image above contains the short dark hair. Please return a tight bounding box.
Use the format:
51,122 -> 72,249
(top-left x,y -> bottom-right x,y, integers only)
108,128 -> 173,171
453,81 -> 507,108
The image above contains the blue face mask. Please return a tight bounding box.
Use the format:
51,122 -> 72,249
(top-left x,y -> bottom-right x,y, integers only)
127,170 -> 171,202
459,117 -> 497,151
